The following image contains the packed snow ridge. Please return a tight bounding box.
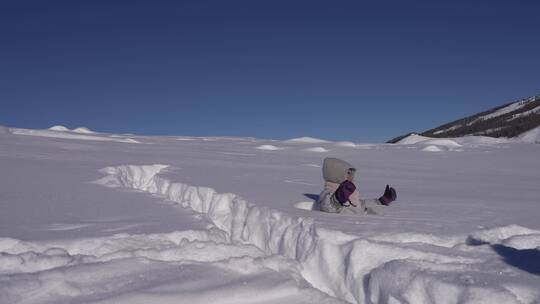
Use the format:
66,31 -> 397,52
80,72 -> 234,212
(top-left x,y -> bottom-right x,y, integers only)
85,164 -> 540,304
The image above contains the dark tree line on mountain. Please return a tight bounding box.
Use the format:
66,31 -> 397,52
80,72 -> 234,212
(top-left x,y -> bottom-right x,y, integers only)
387,95 -> 540,143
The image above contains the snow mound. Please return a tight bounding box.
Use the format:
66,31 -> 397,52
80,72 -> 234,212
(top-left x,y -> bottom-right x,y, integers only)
286,137 -> 331,144
303,147 -> 329,153
256,145 -> 283,151
422,145 -> 445,152
48,125 -> 70,131
73,127 -> 95,134
517,126 -> 540,144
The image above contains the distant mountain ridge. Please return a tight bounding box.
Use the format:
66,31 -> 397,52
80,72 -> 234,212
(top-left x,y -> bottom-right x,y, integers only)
388,94 -> 540,143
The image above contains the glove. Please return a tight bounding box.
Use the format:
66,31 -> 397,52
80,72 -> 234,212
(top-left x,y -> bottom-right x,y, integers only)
379,185 -> 397,206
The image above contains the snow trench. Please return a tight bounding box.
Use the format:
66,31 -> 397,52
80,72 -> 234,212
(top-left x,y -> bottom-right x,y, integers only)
86,164 -> 540,304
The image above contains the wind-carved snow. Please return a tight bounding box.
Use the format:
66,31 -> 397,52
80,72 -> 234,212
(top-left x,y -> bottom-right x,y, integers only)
85,164 -> 540,304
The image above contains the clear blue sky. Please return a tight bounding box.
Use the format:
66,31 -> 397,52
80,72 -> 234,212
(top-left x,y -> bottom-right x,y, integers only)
1,0 -> 539,142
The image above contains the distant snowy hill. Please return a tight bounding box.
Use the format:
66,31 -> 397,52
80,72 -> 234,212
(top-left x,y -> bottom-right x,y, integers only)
388,94 -> 540,143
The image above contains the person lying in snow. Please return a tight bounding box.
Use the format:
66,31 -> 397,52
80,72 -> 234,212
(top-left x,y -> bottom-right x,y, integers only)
318,157 -> 397,215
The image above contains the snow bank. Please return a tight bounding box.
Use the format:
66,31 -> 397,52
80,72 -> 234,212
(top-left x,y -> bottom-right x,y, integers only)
256,145 -> 284,151
303,147 -> 329,153
73,127 -> 95,134
88,164 -> 538,304
11,128 -> 140,143
287,137 -> 331,144
49,125 -> 70,131
0,125 -> 9,134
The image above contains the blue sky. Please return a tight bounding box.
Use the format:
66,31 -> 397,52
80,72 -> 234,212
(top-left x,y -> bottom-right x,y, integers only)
1,0 -> 539,142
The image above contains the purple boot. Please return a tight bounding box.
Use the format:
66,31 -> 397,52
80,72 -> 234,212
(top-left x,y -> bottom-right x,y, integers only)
379,185 -> 397,206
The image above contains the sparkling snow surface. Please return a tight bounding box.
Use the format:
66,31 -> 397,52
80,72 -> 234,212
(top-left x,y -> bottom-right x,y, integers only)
1,128 -> 540,304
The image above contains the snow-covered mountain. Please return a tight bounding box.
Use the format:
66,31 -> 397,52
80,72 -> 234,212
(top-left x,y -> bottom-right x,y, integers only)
388,94 -> 540,143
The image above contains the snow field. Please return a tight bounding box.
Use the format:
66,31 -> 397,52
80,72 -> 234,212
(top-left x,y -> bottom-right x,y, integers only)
89,164 -> 540,304
2,128 -> 540,303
